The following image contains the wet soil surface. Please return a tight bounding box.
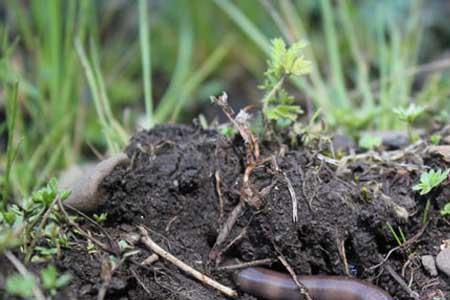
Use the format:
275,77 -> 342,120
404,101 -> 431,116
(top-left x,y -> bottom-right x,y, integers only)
52,125 -> 450,299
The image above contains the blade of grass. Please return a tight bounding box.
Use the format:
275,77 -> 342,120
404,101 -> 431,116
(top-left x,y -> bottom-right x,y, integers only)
337,0 -> 374,109
213,0 -> 271,54
3,82 -> 19,207
75,38 -> 116,152
320,0 -> 349,108
155,8 -> 194,123
138,0 -> 154,128
170,37 -> 233,121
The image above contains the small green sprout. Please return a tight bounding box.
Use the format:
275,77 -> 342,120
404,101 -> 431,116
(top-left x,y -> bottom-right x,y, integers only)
441,203 -> 450,217
413,169 -> 449,195
359,134 -> 382,151
261,38 -> 311,126
430,134 -> 442,145
40,265 -> 72,295
93,213 -> 108,223
393,103 -> 425,141
5,273 -> 36,298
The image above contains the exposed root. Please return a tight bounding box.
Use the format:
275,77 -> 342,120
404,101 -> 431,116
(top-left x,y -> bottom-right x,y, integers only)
217,258 -> 274,271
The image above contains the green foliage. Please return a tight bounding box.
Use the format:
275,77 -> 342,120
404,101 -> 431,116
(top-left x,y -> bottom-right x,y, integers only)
5,273 -> 36,298
393,103 -> 425,125
0,178 -> 71,261
441,203 -> 450,217
261,38 -> 311,125
40,265 -> 72,295
359,134 -> 382,151
413,169 -> 449,195
93,213 -> 108,223
430,134 -> 442,145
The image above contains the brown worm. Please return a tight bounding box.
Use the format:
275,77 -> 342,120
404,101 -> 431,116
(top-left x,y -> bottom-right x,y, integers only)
234,267 -> 393,300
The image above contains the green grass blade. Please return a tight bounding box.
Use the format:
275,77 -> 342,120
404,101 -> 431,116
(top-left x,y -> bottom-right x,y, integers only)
213,0 -> 271,54
155,8 -> 194,123
138,0 -> 154,128
170,37 -> 232,121
320,0 -> 349,108
3,82 -> 19,207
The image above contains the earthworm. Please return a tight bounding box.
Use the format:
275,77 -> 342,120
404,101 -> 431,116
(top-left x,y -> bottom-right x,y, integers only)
234,267 -> 393,300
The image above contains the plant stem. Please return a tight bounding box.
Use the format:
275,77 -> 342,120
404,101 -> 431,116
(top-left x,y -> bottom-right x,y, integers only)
262,75 -> 285,114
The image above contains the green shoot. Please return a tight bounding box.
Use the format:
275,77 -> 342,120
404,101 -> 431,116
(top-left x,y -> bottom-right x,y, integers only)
393,103 -> 425,141
430,134 -> 442,145
5,273 -> 36,298
359,134 -> 382,151
386,222 -> 406,246
93,213 -> 108,224
413,169 -> 449,195
441,203 -> 450,217
40,265 -> 72,295
261,38 -> 311,126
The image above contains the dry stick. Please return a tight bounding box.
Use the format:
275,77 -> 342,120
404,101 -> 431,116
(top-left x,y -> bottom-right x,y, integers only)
139,226 -> 238,298
209,201 -> 244,261
215,170 -> 225,220
131,268 -> 152,296
57,198 -> 113,254
64,203 -> 118,252
4,251 -> 46,300
277,255 -> 312,300
141,253 -> 159,266
271,155 -> 298,223
217,258 -> 274,271
384,264 -> 419,300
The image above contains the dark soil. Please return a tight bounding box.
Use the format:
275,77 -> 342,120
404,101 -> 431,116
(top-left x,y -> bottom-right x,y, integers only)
35,125 -> 450,299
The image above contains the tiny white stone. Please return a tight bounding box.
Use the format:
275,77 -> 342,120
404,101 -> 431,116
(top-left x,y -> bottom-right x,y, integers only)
436,248 -> 450,277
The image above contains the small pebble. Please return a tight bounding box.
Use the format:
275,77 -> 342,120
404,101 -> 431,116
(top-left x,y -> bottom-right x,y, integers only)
421,255 -> 438,277
436,248 -> 450,277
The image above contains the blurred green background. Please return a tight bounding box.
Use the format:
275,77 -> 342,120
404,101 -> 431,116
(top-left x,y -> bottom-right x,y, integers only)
1,0 -> 450,200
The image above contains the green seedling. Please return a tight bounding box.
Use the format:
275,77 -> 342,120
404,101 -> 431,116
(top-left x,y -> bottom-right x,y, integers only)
40,265 -> 72,296
93,213 -> 108,223
413,169 -> 449,195
261,38 -> 311,127
386,222 -> 407,246
430,134 -> 442,145
5,273 -> 36,298
393,103 -> 425,141
359,134 -> 382,151
441,203 -> 450,217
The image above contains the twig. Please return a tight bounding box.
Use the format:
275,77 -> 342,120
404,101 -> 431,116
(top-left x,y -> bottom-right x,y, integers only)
217,258 -> 274,271
57,197 -> 116,255
139,226 -> 238,298
384,264 -> 419,300
278,255 -> 312,300
271,155 -> 298,223
131,268 -> 152,296
4,251 -> 46,300
215,170 -> 225,220
141,253 -> 159,266
64,203 -> 119,254
209,201 -> 244,263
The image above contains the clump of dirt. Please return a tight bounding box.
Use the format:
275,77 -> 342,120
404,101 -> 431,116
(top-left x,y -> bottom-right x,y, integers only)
55,124 -> 449,299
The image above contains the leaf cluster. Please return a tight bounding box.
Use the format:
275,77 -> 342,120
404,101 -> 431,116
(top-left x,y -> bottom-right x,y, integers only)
261,38 -> 311,124
412,169 -> 449,195
393,103 -> 425,125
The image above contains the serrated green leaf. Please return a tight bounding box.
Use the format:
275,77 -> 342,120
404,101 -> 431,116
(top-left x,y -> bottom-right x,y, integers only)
265,105 -> 303,121
6,273 -> 35,298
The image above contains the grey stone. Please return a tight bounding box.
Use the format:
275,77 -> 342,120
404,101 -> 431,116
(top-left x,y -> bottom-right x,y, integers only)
421,255 -> 438,276
436,248 -> 450,277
